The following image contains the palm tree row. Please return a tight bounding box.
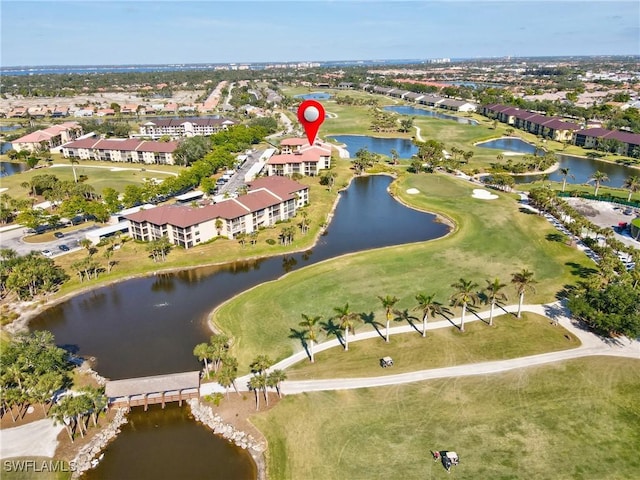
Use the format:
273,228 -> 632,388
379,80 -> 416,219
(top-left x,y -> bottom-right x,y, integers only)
528,186 -> 639,279
297,269 -> 536,362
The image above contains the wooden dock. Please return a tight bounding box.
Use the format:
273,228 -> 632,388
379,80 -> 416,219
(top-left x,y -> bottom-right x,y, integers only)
105,371 -> 200,411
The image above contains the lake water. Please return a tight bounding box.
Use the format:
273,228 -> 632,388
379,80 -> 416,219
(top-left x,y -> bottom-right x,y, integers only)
294,92 -> 331,100
0,160 -> 25,176
476,137 -> 638,186
476,137 -> 541,155
383,105 -> 478,125
329,135 -> 418,159
1,143 -> 14,155
30,175 -> 448,479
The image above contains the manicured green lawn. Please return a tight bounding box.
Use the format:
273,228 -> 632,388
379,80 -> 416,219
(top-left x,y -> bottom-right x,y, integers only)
0,158 -> 181,200
287,313 -> 579,380
253,357 -> 640,480
213,173 -> 593,372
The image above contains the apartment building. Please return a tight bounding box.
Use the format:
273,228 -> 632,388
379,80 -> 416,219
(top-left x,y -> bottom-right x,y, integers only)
61,138 -> 178,164
139,117 -> 235,139
125,176 -> 309,247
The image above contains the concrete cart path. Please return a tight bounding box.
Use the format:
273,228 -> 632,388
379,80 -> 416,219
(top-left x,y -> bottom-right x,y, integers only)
201,301 -> 638,395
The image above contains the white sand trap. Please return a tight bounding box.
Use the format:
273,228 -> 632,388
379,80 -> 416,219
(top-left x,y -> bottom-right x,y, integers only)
472,189 -> 499,200
0,187 -> 7,193
110,167 -> 127,171
406,188 -> 420,194
502,152 -> 524,156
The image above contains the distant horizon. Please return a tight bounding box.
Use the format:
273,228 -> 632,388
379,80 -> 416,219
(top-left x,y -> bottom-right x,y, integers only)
2,1 -> 638,67
2,54 -> 639,71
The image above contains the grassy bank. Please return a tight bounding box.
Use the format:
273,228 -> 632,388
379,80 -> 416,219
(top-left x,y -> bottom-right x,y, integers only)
213,172 -> 592,371
11,159 -> 355,305
253,356 -> 640,480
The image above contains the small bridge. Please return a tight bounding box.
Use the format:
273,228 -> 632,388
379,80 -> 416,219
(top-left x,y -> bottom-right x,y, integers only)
105,371 -> 200,411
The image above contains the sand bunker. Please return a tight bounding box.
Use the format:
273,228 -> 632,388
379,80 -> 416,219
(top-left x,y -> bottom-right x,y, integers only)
472,189 -> 499,200
406,188 -> 420,194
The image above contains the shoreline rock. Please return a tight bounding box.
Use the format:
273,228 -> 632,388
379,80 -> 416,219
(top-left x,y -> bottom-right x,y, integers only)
188,399 -> 266,480
70,408 -> 128,479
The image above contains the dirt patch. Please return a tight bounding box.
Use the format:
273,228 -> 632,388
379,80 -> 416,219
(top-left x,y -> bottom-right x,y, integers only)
53,409 -> 118,461
202,392 -> 280,443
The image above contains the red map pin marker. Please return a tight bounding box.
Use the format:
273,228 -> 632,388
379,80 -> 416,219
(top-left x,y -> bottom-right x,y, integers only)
297,100 -> 325,145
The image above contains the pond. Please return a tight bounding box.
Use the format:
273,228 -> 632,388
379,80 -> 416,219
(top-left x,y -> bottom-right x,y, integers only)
515,154 -> 638,186
0,160 -> 25,176
294,92 -> 331,100
476,137 -> 638,186
383,106 -> 478,125
30,175 -> 448,480
1,143 -> 14,155
82,404 -> 256,480
328,135 -> 418,159
476,137 -> 541,155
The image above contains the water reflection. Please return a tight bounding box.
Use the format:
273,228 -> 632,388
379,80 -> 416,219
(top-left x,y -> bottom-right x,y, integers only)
82,404 -> 256,480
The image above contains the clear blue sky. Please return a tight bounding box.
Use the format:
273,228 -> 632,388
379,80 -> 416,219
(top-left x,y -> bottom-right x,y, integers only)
1,1 -> 638,66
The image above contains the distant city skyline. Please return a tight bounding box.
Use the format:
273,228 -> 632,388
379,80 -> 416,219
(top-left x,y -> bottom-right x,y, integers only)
1,1 -> 639,67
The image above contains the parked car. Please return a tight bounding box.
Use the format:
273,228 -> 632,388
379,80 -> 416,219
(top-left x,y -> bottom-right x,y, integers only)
58,244 -> 70,252
54,232 -> 65,238
42,249 -> 53,257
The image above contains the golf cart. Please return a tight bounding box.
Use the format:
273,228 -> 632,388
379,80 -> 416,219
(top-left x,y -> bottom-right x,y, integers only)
441,451 -> 459,471
380,356 -> 394,368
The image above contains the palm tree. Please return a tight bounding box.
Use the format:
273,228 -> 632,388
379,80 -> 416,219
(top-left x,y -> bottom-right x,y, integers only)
559,167 -> 574,192
484,278 -> 508,326
377,295 -> 399,342
250,354 -> 273,379
413,293 -> 443,337
622,175 -> 640,202
588,171 -> 609,196
267,369 -> 287,398
70,159 -> 79,183
248,375 -> 265,411
511,269 -> 537,318
299,313 -> 321,363
449,278 -> 480,332
390,148 -> 399,165
333,303 -> 359,351
193,343 -> 212,378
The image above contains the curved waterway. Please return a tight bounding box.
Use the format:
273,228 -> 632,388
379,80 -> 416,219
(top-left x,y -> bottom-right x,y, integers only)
31,175 -> 449,379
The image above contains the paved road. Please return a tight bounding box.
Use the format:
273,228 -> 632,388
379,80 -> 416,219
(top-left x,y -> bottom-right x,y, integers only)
201,301 -> 639,396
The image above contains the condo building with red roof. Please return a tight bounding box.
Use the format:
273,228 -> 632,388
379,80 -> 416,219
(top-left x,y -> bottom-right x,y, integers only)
12,122 -> 83,153
266,138 -> 332,176
61,138 -> 179,164
124,176 -> 309,248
